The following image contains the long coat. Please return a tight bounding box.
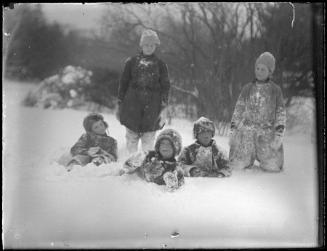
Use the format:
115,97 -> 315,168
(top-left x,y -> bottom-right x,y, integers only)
118,52 -> 170,133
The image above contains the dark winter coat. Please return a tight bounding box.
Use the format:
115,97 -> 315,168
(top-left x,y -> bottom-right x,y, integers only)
231,80 -> 286,131
70,132 -> 118,161
178,139 -> 231,177
118,52 -> 170,133
124,150 -> 184,187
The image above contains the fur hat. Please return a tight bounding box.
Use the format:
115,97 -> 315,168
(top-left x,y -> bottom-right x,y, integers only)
155,129 -> 182,156
140,29 -> 160,47
255,52 -> 276,74
193,117 -> 215,138
83,113 -> 108,132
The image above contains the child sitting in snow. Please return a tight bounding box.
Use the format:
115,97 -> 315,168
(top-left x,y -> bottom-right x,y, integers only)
229,52 -> 286,172
123,129 -> 184,191
66,113 -> 118,171
178,117 -> 231,177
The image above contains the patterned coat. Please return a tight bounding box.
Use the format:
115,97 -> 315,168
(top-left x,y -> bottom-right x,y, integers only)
231,80 -> 286,130
123,151 -> 184,187
178,139 -> 231,177
70,132 -> 118,165
229,80 -> 286,171
118,52 -> 170,133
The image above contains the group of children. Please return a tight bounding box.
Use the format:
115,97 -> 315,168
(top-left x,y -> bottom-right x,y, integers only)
62,29 -> 286,191
65,115 -> 231,191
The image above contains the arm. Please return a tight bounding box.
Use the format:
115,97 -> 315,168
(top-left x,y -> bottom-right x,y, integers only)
118,57 -> 133,103
158,60 -> 170,108
143,159 -> 165,182
100,138 -> 118,162
123,151 -> 147,174
230,85 -> 249,130
70,134 -> 90,156
177,147 -> 196,176
108,139 -> 118,161
214,145 -> 232,177
215,151 -> 230,171
274,86 -> 286,133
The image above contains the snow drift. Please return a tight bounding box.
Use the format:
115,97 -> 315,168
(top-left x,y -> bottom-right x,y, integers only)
3,80 -> 318,248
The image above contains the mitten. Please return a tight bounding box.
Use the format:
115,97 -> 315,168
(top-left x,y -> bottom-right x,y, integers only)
92,156 -> 105,166
216,168 -> 232,177
116,100 -> 122,121
189,167 -> 208,177
163,171 -> 179,191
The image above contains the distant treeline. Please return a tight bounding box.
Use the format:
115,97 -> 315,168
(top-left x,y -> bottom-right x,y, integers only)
3,3 -> 322,123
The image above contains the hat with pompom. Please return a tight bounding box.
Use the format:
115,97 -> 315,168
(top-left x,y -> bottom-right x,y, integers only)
255,52 -> 276,74
155,129 -> 182,156
83,113 -> 107,132
193,117 -> 215,138
140,29 -> 160,47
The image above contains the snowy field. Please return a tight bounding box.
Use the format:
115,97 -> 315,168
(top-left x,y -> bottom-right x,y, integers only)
3,80 -> 318,248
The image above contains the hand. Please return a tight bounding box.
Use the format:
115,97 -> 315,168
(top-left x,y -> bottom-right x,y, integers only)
228,128 -> 237,146
190,167 -> 205,177
107,154 -> 116,162
87,146 -> 100,156
161,100 -> 168,111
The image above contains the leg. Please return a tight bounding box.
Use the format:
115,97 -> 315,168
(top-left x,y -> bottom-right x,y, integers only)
140,131 -> 156,151
126,127 -> 140,154
256,129 -> 284,172
229,127 -> 256,170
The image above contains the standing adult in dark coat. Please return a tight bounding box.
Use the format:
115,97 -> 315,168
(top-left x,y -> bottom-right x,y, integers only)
117,29 -> 170,154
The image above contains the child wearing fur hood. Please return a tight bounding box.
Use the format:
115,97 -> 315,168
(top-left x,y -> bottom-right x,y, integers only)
65,113 -> 118,171
178,117 -> 231,177
229,52 -> 286,172
123,129 -> 184,191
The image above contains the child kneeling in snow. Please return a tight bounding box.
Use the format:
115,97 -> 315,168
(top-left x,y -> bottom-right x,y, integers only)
229,52 -> 286,172
123,129 -> 184,191
65,113 -> 118,171
178,117 -> 231,177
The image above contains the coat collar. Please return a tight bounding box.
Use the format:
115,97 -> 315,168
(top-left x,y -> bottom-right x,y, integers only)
195,139 -> 216,148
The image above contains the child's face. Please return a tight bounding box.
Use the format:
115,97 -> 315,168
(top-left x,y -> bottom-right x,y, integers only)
255,63 -> 270,81
197,131 -> 213,146
159,139 -> 174,159
142,42 -> 156,55
91,120 -> 106,135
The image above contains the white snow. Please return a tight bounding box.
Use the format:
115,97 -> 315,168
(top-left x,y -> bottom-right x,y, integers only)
3,80 -> 318,248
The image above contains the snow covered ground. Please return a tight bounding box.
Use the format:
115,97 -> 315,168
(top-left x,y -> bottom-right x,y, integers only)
3,80 -> 318,248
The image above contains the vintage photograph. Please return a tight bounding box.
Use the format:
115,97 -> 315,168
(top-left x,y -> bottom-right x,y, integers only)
3,2 -> 324,248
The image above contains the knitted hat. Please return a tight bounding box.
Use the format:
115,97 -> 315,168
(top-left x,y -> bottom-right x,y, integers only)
155,129 -> 182,156
255,52 -> 276,74
139,29 -> 160,47
193,117 -> 215,138
83,113 -> 107,132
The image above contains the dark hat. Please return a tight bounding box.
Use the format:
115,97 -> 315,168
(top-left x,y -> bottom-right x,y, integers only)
83,113 -> 107,132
